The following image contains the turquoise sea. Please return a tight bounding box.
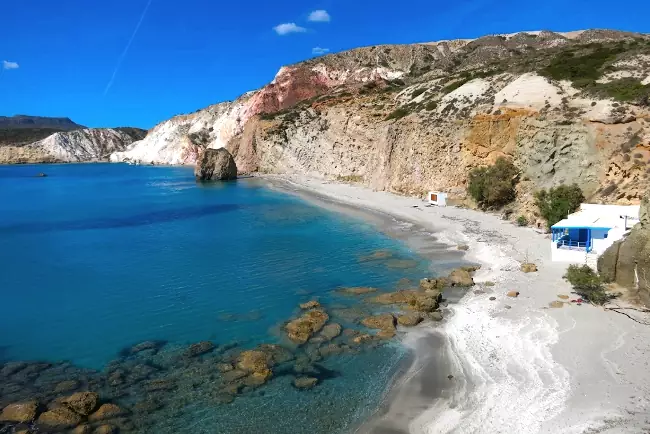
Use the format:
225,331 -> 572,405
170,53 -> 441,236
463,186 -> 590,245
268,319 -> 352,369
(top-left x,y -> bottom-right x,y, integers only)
0,164 -> 460,433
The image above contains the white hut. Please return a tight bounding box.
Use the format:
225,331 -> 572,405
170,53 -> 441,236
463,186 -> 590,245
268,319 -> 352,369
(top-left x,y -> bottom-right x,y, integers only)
427,191 -> 447,207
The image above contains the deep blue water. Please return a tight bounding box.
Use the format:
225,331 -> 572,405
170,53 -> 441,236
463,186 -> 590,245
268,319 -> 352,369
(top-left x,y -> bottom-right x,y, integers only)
0,164 -> 454,433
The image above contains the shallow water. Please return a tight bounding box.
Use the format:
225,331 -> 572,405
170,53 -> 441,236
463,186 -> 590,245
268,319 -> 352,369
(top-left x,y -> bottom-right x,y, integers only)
0,164 -> 460,433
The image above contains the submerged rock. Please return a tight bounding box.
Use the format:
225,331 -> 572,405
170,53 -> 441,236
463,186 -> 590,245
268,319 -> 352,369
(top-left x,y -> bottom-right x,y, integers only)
88,403 -> 126,422
237,350 -> 272,374
293,377 -> 318,389
195,148 -> 237,181
184,341 -> 216,357
37,407 -> 83,429
361,313 -> 396,331
71,425 -> 92,434
285,309 -> 329,344
337,286 -> 378,295
94,425 -> 117,434
63,392 -> 98,416
0,401 -> 38,423
299,300 -> 320,310
359,250 -> 393,262
320,323 -> 342,340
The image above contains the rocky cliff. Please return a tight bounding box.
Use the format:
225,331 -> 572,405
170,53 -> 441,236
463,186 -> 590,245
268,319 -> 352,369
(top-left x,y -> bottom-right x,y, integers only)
598,194 -> 650,304
110,29 -> 650,224
0,128 -> 145,164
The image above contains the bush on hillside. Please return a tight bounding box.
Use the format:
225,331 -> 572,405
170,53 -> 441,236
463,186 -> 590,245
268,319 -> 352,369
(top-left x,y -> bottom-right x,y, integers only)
516,215 -> 529,227
540,45 -> 625,83
467,158 -> 519,209
534,184 -> 585,229
563,264 -> 616,305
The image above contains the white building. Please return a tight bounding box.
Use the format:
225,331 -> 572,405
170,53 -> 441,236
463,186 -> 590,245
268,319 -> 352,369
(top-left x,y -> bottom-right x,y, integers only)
427,191 -> 447,206
551,204 -> 640,268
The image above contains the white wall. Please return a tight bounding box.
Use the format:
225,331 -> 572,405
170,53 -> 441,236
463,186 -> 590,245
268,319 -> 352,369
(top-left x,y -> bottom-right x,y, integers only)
551,244 -> 587,263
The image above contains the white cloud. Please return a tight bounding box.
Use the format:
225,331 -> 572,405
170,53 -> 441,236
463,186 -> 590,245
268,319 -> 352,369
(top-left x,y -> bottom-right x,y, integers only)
2,60 -> 19,70
308,10 -> 330,22
273,23 -> 307,35
312,47 -> 330,55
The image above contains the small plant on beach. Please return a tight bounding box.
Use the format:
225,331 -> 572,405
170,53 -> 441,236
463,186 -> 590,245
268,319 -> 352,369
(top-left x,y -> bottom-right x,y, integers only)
563,264 -> 616,305
516,215 -> 528,227
467,158 -> 519,209
534,184 -> 585,229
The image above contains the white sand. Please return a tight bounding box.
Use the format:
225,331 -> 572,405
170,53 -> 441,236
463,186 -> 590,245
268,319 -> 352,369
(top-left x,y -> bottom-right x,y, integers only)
268,174 -> 650,434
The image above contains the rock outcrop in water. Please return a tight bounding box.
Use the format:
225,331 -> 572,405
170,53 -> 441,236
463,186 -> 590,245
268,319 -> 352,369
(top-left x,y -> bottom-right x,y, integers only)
598,193 -> 650,304
194,148 -> 238,181
110,29 -> 650,223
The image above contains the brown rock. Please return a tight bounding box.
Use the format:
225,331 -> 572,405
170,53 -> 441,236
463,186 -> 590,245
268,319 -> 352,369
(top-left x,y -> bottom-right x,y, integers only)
520,263 -> 538,273
361,313 -> 396,330
293,377 -> 318,389
71,426 -> 92,434
420,277 -> 448,291
54,380 -> 79,393
216,363 -> 234,373
507,291 -> 520,298
320,323 -> 342,340
257,344 -> 295,364
222,369 -> 247,383
93,424 -> 117,434
557,294 -> 570,300
408,292 -> 440,312
397,312 -> 424,327
448,268 -> 475,287
63,392 -> 99,416
37,407 -> 83,429
0,401 -> 38,423
243,369 -> 272,387
299,300 -> 320,309
88,403 -> 126,422
376,329 -> 396,339
429,311 -> 444,321
369,290 -> 418,305
549,301 -> 565,308
184,341 -> 216,357
237,350 -> 271,373
194,148 -> 237,181
457,245 -> 470,251
352,334 -> 373,344
285,309 -> 329,344
338,286 -> 378,295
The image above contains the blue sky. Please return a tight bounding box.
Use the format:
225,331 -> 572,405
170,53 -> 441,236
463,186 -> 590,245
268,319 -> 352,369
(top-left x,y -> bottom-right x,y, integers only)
1,0 -> 649,129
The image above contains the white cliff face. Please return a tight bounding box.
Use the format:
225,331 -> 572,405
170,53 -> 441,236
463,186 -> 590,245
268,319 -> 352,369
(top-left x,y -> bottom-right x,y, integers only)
0,128 -> 139,164
111,98 -> 257,165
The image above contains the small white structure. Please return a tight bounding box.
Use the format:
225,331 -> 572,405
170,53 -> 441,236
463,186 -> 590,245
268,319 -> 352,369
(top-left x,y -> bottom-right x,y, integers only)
550,204 -> 640,268
427,191 -> 447,207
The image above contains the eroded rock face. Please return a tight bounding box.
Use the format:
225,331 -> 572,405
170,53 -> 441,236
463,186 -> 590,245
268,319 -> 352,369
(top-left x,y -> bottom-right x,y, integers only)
599,193 -> 650,304
194,148 -> 237,181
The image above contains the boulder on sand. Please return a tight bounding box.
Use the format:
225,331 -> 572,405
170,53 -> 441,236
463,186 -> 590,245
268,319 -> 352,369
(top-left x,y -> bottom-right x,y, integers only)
194,148 -> 237,181
520,263 -> 538,273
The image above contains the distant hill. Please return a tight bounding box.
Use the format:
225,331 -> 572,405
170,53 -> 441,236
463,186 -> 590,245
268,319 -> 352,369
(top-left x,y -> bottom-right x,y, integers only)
0,115 -> 83,130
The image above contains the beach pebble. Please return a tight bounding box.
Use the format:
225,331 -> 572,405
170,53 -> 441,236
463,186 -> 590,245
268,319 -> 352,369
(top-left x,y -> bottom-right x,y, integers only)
549,301 -> 565,308
557,294 -> 570,300
457,245 -> 469,251
520,262 -> 538,273
447,375 -> 454,380
489,296 -> 496,301
504,305 -> 512,309
506,291 -> 520,298
473,289 -> 485,295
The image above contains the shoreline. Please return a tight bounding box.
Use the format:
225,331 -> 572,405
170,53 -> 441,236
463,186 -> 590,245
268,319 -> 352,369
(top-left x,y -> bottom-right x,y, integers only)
264,174 -> 650,434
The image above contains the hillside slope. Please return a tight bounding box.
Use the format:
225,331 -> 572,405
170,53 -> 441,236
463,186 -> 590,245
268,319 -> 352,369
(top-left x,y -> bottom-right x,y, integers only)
111,29 -> 650,225
0,128 -> 146,164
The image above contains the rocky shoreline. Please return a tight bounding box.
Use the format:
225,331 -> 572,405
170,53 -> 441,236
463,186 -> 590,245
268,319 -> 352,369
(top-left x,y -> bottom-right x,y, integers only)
0,255 -> 478,434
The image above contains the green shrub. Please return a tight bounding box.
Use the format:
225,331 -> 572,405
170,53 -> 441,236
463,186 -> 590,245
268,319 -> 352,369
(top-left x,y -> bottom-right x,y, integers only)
563,264 -> 615,305
585,78 -> 650,104
534,184 -> 585,228
442,78 -> 471,94
411,88 -> 426,98
425,100 -> 438,111
467,158 -> 519,209
516,215 -> 528,227
540,45 -> 625,82
385,107 -> 409,121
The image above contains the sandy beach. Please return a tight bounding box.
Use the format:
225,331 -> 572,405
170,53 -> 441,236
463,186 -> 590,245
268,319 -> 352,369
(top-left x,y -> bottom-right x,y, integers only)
267,174 -> 650,434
